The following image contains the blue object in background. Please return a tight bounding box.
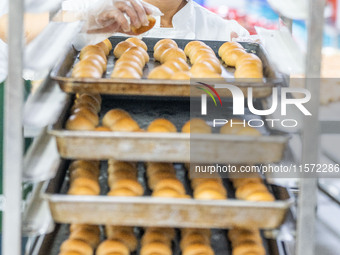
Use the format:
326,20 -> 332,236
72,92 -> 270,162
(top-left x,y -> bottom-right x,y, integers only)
194,0 -> 206,6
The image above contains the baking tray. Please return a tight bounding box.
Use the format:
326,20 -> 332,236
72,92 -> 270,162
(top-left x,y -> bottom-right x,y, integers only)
49,95 -> 289,163
50,37 -> 284,98
43,160 -> 293,229
34,224 -> 286,255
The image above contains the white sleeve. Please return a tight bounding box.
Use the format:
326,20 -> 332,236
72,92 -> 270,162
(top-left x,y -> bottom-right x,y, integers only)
0,40 -> 8,83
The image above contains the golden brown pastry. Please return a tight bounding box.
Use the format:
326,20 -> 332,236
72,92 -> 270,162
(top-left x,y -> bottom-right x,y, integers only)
76,94 -> 101,112
130,15 -> 156,35
245,191 -> 275,201
235,53 -> 262,69
114,60 -> 144,76
126,37 -> 148,51
180,233 -> 210,251
113,41 -> 135,58
94,126 -> 111,131
154,39 -> 178,53
160,47 -> 187,64
222,48 -> 246,67
140,242 -> 172,255
79,45 -> 106,61
234,67 -> 263,79
111,66 -> 142,79
182,243 -> 214,255
60,239 -> 93,255
232,241 -> 266,255
163,60 -> 182,72
199,57 -> 222,74
147,227 -> 176,240
195,180 -> 227,196
191,62 -> 216,74
96,240 -> 130,255
218,41 -> 243,58
103,38 -> 113,51
66,114 -> 96,131
72,107 -> 99,126
102,109 -> 131,128
235,182 -> 268,199
106,228 -> 138,252
141,231 -> 172,247
69,177 -> 100,195
190,48 -> 215,65
70,224 -> 100,235
194,187 -> 226,200
184,41 -> 207,58
80,54 -> 107,72
124,46 -> 149,64
171,58 -> 190,71
110,179 -> 144,196
154,179 -> 186,195
154,43 -> 177,61
117,54 -> 145,69
70,168 -> 98,183
73,59 -> 103,74
190,69 -> 222,79
69,228 -> 100,249
110,117 -> 140,132
148,118 -> 177,132
69,160 -> 99,172
72,66 -> 103,79
96,41 -> 110,56
148,66 -> 174,79
171,71 -> 192,80
231,177 -> 262,189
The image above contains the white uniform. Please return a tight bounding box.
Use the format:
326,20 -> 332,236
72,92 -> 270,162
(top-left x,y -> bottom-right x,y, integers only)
0,0 -> 8,82
143,0 -> 249,41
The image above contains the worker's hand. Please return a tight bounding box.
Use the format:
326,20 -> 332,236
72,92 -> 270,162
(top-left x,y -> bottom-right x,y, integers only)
88,0 -> 153,34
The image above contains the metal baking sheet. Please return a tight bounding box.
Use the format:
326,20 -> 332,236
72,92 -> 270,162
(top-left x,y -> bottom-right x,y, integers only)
34,224 -> 283,255
50,37 -> 284,98
49,96 -> 289,163
43,160 -> 293,229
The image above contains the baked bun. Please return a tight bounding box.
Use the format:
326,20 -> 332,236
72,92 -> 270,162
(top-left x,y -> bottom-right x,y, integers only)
184,41 -> 207,58
69,177 -> 100,195
194,187 -> 226,200
180,233 -> 210,251
96,41 -> 110,56
69,160 -> 99,172
232,241 -> 266,255
152,187 -> 182,198
171,71 -> 191,80
222,48 -> 246,67
96,240 -> 129,255
191,178 -> 222,190
154,39 -> 178,52
107,229 -> 138,251
148,66 -> 174,79
160,48 -> 187,63
235,182 -> 268,199
103,38 -> 113,51
190,48 -> 215,65
69,228 -> 100,248
219,119 -> 245,135
82,54 -> 107,72
140,242 -> 172,255
117,54 -> 144,69
70,168 -> 98,183
171,58 -> 190,71
141,232 -> 172,247
126,37 -> 148,51
199,57 -> 222,74
72,66 -> 103,79
113,41 -> 135,58
124,46 -> 149,64
103,109 -> 131,128
231,177 -> 262,189
195,181 -> 227,196
111,179 -> 144,196
191,62 -> 216,74
114,60 -> 143,76
234,67 -> 263,79
218,41 -> 243,57
60,239 -> 93,255
190,69 -> 221,79
76,94 -> 101,112
154,43 -> 177,61
163,60 -> 182,72
182,243 -> 214,255
66,114 -> 96,131
154,179 -> 185,195
131,15 -> 156,35
235,53 -> 262,69
147,227 -> 176,240
72,107 -> 99,126
73,59 -> 103,74
79,45 -> 106,61
95,126 -> 111,131
110,117 -> 140,132
182,118 -> 211,134
111,66 -> 142,79
245,191 -> 275,201
148,118 -> 177,132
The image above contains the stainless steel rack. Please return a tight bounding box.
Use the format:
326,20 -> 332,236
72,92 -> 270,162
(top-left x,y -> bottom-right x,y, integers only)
2,1 -> 327,255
